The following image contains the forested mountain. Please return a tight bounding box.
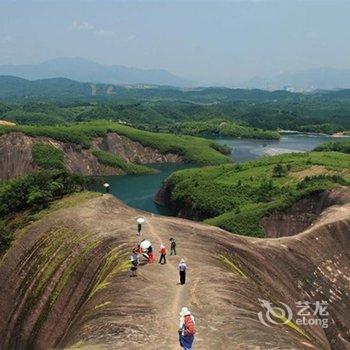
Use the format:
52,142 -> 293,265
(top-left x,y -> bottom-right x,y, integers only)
0,75 -> 298,102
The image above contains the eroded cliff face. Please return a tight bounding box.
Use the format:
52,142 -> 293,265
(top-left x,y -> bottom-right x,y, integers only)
0,194 -> 349,349
92,132 -> 181,164
0,132 -> 182,180
261,187 -> 350,238
156,182 -> 350,239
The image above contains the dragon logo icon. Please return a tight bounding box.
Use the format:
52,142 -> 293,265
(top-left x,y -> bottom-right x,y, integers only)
258,299 -> 293,327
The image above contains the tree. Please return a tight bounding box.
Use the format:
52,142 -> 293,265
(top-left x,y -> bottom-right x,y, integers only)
273,163 -> 287,177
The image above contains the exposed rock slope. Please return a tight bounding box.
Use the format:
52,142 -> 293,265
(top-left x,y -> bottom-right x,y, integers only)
0,194 -> 349,349
261,187 -> 350,237
0,132 -> 181,180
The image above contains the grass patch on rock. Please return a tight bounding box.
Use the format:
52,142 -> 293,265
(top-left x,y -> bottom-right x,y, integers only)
92,149 -> 155,175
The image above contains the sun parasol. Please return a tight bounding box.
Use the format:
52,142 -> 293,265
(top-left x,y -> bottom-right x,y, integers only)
140,240 -> 151,250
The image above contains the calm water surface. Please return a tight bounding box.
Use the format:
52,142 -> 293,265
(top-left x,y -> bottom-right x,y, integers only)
94,163 -> 191,215
96,134 -> 347,214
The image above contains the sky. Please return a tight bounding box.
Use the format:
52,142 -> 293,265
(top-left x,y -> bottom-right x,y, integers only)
0,0 -> 350,84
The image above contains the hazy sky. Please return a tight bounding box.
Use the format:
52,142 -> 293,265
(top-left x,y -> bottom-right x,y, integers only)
0,0 -> 349,84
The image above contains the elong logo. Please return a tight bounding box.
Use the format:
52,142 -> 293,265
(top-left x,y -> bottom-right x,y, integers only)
257,299 -> 329,329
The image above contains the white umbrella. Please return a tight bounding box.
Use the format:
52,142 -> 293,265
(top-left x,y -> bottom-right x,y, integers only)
137,217 -> 145,224
140,240 -> 151,250
103,183 -> 110,187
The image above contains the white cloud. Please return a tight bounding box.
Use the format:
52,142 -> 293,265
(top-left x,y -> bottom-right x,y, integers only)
72,21 -> 118,38
72,21 -> 95,32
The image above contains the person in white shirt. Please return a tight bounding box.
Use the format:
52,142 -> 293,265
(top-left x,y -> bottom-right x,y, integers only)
178,259 -> 187,285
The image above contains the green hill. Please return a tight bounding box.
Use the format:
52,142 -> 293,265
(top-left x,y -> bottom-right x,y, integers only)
160,152 -> 350,236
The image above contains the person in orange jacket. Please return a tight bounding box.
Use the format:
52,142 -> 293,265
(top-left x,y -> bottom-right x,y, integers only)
158,244 -> 167,264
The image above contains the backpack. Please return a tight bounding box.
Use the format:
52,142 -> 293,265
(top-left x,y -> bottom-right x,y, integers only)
184,315 -> 196,335
171,240 -> 176,248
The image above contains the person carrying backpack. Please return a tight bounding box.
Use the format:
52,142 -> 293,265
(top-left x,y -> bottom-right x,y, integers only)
170,237 -> 177,255
158,244 -> 167,264
178,307 -> 195,350
178,259 -> 187,285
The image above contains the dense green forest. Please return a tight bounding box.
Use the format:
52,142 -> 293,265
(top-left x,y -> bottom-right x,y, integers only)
1,98 -> 350,138
1,75 -> 350,138
162,151 -> 350,236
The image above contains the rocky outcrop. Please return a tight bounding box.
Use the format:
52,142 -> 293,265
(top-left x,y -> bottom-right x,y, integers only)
0,132 -> 122,180
0,132 -> 182,180
0,132 -> 38,179
92,132 -> 182,164
261,187 -> 350,238
0,194 -> 349,349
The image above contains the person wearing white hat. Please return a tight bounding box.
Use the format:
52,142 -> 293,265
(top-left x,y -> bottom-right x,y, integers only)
178,259 -> 187,285
103,182 -> 110,193
178,307 -> 195,350
136,217 -> 145,236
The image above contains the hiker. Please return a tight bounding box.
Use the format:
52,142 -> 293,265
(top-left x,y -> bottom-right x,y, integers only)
148,244 -> 155,263
130,249 -> 139,277
135,244 -> 142,254
178,258 -> 187,285
103,182 -> 110,193
178,307 -> 196,350
158,244 -> 167,264
136,217 -> 145,236
170,237 -> 177,255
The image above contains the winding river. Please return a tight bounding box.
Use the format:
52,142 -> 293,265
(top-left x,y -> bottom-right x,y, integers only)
95,133 -> 346,214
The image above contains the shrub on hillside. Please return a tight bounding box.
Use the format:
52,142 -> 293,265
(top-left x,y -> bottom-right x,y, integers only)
0,170 -> 86,218
315,140 -> 350,154
32,143 -> 65,170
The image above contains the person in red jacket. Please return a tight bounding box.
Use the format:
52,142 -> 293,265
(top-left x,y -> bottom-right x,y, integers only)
158,244 -> 167,264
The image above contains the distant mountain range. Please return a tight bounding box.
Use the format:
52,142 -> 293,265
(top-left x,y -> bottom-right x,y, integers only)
2,74 -> 350,103
0,58 -> 192,87
0,75 -> 298,102
1,58 -> 350,91
244,67 -> 350,91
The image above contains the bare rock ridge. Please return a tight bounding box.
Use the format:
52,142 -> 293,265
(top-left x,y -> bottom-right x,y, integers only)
0,194 -> 349,349
0,132 -> 182,180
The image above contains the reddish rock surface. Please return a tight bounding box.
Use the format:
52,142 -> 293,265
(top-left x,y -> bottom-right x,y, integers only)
0,194 -> 349,349
92,132 -> 182,164
261,187 -> 350,237
0,132 -> 182,180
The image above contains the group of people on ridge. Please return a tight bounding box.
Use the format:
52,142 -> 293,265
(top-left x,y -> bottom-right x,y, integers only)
130,219 -> 194,349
